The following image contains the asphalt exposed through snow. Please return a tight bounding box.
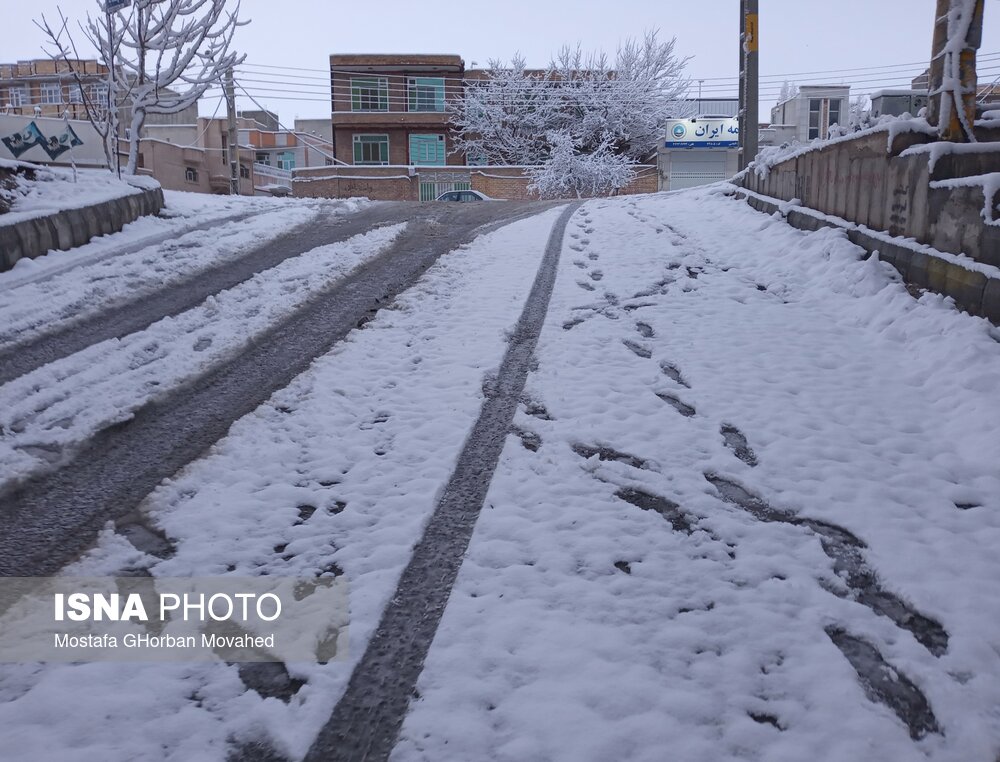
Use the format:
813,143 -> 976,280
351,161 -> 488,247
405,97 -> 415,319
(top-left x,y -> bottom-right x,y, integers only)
0,201 -> 553,577
301,202 -> 581,762
0,202 -> 417,385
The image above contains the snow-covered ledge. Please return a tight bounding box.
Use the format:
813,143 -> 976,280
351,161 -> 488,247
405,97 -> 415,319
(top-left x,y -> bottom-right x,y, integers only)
0,162 -> 164,271
727,183 -> 1000,325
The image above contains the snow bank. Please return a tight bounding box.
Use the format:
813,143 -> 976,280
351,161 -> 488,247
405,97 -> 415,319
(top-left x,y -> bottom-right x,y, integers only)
0,167 -> 157,228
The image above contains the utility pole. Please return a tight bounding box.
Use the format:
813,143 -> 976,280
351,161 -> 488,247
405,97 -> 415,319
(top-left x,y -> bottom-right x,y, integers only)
926,0 -> 985,141
225,66 -> 239,195
103,0 -> 129,178
739,0 -> 759,171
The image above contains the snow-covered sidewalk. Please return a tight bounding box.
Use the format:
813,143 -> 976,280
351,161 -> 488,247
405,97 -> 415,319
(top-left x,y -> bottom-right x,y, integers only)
393,188 -> 1000,761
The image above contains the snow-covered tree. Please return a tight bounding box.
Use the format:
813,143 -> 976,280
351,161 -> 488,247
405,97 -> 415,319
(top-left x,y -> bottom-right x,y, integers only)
451,30 -> 690,198
778,80 -> 798,103
526,131 -> 637,198
40,0 -> 245,175
848,94 -> 870,130
37,9 -> 124,172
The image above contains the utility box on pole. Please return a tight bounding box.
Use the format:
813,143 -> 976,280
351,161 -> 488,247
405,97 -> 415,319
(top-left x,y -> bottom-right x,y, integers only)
739,0 -> 759,171
225,67 -> 239,195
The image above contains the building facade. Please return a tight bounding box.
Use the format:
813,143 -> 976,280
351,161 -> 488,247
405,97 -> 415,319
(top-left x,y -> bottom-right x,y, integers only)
658,98 -> 739,190
137,116 -> 254,195
330,54 -> 467,168
1,59 -> 110,121
770,85 -> 851,143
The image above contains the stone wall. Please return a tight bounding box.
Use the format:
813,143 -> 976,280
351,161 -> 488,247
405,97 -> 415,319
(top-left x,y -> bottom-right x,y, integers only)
736,129 -> 1000,323
0,169 -> 164,271
740,131 -> 1000,267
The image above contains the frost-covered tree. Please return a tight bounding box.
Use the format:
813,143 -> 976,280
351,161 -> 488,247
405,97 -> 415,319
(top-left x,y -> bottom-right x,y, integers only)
778,80 -> 798,103
526,131 -> 637,198
39,0 -> 245,175
37,8 -> 124,172
451,30 -> 690,198
848,94 -> 870,130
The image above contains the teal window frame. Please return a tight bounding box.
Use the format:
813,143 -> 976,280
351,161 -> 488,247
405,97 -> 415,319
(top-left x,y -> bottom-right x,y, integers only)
353,134 -> 390,165
277,151 -> 295,170
407,77 -> 445,112
408,133 -> 446,165
351,77 -> 388,112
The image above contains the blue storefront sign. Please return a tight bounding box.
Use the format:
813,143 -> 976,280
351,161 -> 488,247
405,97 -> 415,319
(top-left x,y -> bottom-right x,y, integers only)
665,118 -> 739,148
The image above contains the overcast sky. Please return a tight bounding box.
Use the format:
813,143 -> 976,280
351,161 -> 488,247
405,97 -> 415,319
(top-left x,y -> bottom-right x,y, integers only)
6,0 -> 1000,124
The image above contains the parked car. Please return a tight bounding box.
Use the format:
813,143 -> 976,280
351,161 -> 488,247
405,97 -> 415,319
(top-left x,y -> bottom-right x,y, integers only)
435,189 -> 496,202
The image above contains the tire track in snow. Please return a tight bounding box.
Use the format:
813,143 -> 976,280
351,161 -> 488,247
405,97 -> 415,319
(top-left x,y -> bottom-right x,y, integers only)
0,203 -> 407,385
301,203 -> 581,762
0,203 -> 549,577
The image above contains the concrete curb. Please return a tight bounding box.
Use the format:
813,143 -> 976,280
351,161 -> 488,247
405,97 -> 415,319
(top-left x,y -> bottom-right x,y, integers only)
0,186 -> 165,272
734,190 -> 1000,325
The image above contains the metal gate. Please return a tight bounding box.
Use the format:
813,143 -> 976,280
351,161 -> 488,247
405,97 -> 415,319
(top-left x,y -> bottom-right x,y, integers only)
418,171 -> 472,202
668,151 -> 728,190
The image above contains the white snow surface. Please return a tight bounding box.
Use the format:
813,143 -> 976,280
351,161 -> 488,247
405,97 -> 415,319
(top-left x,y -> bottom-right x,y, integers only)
0,222 -> 406,488
0,167 -> 151,227
392,190 -> 1000,761
1,188 -> 999,761
0,206 -> 566,762
0,193 -> 367,349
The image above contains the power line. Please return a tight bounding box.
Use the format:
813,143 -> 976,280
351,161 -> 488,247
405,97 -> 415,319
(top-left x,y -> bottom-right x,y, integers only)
234,51 -> 1000,88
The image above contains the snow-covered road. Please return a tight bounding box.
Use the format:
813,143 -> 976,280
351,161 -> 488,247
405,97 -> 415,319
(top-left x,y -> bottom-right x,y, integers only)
0,187 -> 998,762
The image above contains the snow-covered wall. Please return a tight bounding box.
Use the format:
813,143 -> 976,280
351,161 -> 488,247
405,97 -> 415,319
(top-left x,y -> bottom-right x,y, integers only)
0,164 -> 163,270
738,130 -> 1000,269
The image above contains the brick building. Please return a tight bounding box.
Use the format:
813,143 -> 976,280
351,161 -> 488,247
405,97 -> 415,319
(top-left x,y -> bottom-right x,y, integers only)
330,54 -> 467,168
1,59 -> 110,121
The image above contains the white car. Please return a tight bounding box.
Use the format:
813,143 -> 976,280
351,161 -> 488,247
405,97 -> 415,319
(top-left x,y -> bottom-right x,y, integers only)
435,189 -> 496,202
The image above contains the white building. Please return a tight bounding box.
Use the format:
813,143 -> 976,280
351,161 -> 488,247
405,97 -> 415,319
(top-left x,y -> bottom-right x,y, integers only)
770,85 -> 851,143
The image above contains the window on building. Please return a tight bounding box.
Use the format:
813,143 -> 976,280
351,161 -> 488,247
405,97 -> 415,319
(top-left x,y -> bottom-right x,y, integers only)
185,167 -> 198,183
69,84 -> 84,104
408,133 -> 446,165
407,77 -> 445,112
8,86 -> 28,108
807,97 -> 845,140
240,164 -> 251,179
828,99 -> 842,131
351,77 -> 388,112
353,134 -> 389,165
277,151 -> 295,170
255,152 -> 270,166
808,99 -> 822,140
40,82 -> 62,105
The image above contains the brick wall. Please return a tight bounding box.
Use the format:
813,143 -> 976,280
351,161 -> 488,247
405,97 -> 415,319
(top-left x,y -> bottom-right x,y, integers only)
292,164 -> 658,202
292,166 -> 418,201
471,165 -> 658,200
